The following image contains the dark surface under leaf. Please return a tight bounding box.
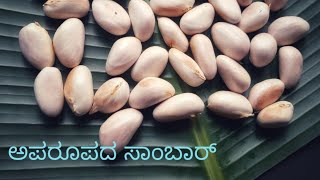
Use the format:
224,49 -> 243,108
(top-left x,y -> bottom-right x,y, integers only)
0,0 -> 319,180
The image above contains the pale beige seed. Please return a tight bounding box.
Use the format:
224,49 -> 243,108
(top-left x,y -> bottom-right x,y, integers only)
264,0 -> 288,12
248,79 -> 285,111
131,46 -> 168,82
279,46 -> 303,89
217,55 -> 251,93
64,65 -> 94,116
180,3 -> 215,35
211,22 -> 250,61
43,0 -> 90,19
268,16 -> 310,46
92,0 -> 131,36
129,77 -> 175,109
169,48 -> 206,87
90,77 -> 130,114
190,34 -> 217,80
153,93 -> 205,122
106,37 -> 142,76
53,18 -> 85,68
150,0 -> 195,17
257,101 -> 294,128
128,0 -> 155,42
34,67 -> 64,117
238,2 -> 270,33
208,0 -> 241,24
157,17 -> 189,53
207,91 -> 254,119
19,22 -> 54,70
250,33 -> 277,68
237,0 -> 253,7
99,108 -> 143,153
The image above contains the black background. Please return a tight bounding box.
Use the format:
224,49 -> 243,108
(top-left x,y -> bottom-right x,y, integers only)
258,136 -> 320,180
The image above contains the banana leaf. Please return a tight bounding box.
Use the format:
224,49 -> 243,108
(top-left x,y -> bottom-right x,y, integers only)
0,0 -> 319,179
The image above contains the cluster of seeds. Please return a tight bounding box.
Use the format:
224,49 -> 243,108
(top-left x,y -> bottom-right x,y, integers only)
19,0 -> 309,153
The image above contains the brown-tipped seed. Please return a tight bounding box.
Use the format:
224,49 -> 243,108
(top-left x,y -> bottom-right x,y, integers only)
128,0 -> 155,42
92,0 -> 131,36
208,91 -> 254,119
19,22 -> 54,70
190,34 -> 217,80
53,18 -> 85,68
150,0 -> 195,17
157,17 -> 188,52
34,67 -> 64,117
43,0 -> 90,19
64,65 -> 94,116
217,55 -> 251,93
208,0 -> 241,24
129,77 -> 175,109
99,108 -> 143,153
237,0 -> 253,7
180,3 -> 215,35
131,46 -> 168,82
153,93 -> 205,122
268,16 -> 310,46
264,0 -> 288,12
257,101 -> 294,128
238,2 -> 270,33
279,46 -> 303,89
106,37 -> 142,76
248,79 -> 285,111
250,33 -> 277,68
169,48 -> 206,87
211,22 -> 250,61
90,77 -> 130,114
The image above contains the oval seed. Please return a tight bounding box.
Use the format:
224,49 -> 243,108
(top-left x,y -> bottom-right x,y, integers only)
34,67 -> 64,117
64,65 -> 94,116
237,0 -> 253,7
248,79 -> 285,111
208,0 -> 241,24
128,0 -> 155,42
169,48 -> 206,87
153,93 -> 205,122
131,46 -> 168,82
264,0 -> 288,12
157,17 -> 189,52
19,22 -> 54,70
53,18 -> 85,68
279,46 -> 303,89
257,101 -> 294,128
190,34 -> 217,80
150,0 -> 195,17
106,37 -> 142,76
268,16 -> 310,46
129,77 -> 175,109
238,2 -> 270,33
43,0 -> 90,19
217,55 -> 251,93
180,3 -> 215,35
90,77 -> 130,114
208,91 -> 254,119
250,33 -> 277,68
99,108 -> 143,153
92,0 -> 131,36
211,22 -> 250,61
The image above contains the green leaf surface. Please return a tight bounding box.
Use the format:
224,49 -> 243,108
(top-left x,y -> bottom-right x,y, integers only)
0,0 -> 319,180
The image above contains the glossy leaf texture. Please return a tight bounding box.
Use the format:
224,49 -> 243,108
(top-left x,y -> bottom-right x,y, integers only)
189,0 -> 320,179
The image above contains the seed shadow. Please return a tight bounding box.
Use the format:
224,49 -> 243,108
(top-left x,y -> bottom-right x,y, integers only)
206,110 -> 250,131
255,123 -> 287,139
39,109 -> 64,127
